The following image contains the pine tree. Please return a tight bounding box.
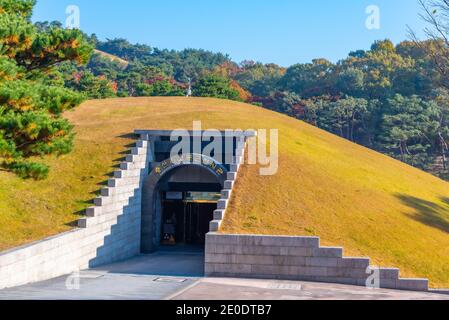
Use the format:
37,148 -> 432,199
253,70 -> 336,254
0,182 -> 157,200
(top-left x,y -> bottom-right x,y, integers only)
0,0 -> 92,179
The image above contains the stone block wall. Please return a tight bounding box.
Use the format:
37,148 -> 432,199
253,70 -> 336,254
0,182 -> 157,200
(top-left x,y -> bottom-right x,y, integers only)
205,233 -> 429,292
209,138 -> 246,232
0,137 -> 151,289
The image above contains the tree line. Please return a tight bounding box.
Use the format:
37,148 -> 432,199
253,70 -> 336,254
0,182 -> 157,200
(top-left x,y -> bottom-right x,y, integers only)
3,0 -> 449,180
58,35 -> 449,179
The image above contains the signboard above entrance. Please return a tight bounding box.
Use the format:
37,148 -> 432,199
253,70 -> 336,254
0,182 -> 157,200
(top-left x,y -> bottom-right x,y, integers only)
154,153 -> 228,183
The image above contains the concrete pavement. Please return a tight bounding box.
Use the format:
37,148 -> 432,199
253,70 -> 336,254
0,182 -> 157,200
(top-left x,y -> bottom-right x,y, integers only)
171,277 -> 449,300
0,248 -> 204,300
0,248 -> 447,300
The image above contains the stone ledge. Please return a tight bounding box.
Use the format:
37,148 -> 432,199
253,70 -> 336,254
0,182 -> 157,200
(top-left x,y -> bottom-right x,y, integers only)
101,185 -> 140,197
205,232 -> 431,293
85,202 -> 141,218
93,192 -> 137,206
120,162 -> 147,171
108,177 -> 141,188
206,233 -> 321,248
209,220 -> 222,232
223,180 -> 234,190
213,210 -> 225,220
397,278 -> 429,292
221,190 -> 232,199
114,169 -> 145,179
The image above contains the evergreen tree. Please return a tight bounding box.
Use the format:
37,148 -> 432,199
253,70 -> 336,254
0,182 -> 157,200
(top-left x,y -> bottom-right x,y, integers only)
380,95 -> 438,169
0,0 -> 92,179
192,74 -> 241,101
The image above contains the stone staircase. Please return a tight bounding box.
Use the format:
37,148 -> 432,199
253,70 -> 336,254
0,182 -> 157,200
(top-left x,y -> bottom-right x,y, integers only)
209,136 -> 247,232
205,233 -> 430,292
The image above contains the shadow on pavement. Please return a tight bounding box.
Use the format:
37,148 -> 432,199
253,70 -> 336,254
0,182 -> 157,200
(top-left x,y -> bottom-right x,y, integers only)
92,245 -> 205,278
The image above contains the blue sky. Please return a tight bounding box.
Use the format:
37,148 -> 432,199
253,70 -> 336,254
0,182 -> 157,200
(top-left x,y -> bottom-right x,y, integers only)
32,0 -> 427,66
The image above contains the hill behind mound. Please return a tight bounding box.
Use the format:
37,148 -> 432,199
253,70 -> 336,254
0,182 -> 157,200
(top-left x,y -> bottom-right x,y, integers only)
93,49 -> 129,68
0,97 -> 448,287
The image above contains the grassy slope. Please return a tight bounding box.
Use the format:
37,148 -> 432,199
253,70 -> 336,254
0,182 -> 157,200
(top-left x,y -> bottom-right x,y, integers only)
0,97 -> 448,287
93,49 -> 129,68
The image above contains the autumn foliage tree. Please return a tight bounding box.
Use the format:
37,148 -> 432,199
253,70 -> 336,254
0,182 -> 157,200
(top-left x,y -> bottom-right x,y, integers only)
0,0 -> 92,179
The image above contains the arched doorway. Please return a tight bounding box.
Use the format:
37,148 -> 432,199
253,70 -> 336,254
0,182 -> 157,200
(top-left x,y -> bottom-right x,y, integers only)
141,154 -> 227,253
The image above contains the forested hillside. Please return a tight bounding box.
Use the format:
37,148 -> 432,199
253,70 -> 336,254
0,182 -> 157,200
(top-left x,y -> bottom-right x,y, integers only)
24,0 -> 449,180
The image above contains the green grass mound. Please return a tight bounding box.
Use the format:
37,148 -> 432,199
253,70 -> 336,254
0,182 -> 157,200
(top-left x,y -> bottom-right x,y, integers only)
1,97 -> 448,288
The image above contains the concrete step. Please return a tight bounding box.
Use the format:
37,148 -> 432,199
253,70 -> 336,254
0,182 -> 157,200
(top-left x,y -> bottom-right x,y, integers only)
210,220 -> 222,232
379,268 -> 400,280
221,189 -> 232,200
397,278 -> 429,292
217,199 -> 228,210
114,169 -> 142,179
214,210 -> 225,220
312,247 -> 343,258
338,257 -> 370,268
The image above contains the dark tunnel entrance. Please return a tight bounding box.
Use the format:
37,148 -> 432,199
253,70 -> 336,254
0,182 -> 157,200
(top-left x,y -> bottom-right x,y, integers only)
142,159 -> 227,253
161,192 -> 219,247
157,165 -> 223,249
139,130 -> 245,253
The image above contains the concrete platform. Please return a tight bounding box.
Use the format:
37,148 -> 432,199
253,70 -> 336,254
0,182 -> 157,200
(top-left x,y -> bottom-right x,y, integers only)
0,249 -> 204,300
171,277 -> 449,300
0,249 -> 447,300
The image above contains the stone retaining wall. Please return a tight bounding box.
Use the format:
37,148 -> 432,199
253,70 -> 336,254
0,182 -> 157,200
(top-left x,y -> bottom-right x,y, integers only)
205,233 -> 429,292
209,138 -> 246,232
0,138 -> 151,290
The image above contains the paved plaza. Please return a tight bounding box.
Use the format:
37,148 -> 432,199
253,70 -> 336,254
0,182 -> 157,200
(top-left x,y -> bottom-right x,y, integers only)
0,249 -> 447,300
